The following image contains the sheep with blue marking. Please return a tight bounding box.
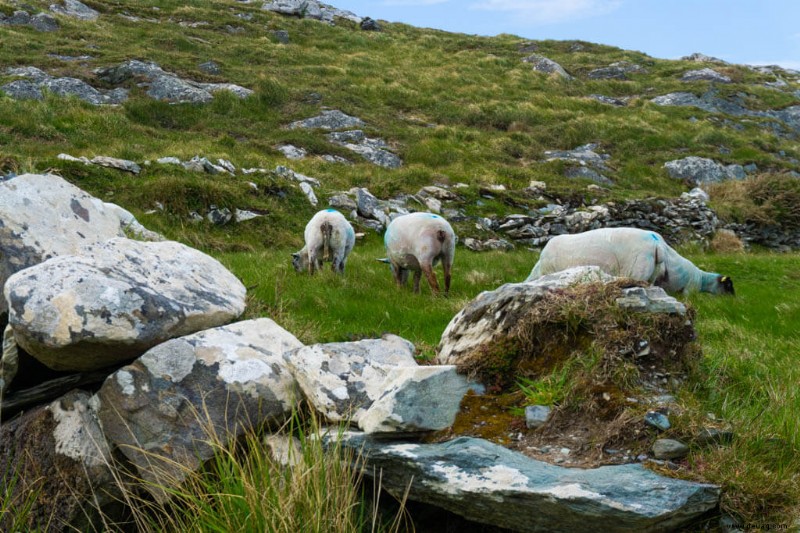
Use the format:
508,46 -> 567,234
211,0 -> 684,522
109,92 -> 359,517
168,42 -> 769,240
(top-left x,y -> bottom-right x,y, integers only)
526,227 -> 734,295
292,209 -> 356,274
382,212 -> 456,295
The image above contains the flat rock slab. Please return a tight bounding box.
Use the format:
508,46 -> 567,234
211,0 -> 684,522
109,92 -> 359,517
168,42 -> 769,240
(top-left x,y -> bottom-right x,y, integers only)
326,432 -> 720,533
437,267 -> 614,365
5,238 -> 246,371
96,318 -> 302,501
0,173 -> 155,317
286,335 -> 467,433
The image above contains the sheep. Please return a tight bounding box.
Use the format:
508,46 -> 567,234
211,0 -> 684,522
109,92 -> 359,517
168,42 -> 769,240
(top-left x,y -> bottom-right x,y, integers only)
382,212 -> 456,295
526,227 -> 734,295
292,209 -> 355,274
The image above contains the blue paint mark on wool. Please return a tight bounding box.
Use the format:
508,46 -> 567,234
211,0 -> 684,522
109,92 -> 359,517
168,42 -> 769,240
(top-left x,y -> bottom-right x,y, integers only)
325,208 -> 336,212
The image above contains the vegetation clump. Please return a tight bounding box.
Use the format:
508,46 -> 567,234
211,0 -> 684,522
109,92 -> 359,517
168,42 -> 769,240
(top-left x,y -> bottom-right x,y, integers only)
709,173 -> 800,229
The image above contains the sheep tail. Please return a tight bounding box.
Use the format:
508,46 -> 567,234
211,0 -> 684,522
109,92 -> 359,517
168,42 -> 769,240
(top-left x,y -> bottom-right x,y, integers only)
436,229 -> 447,243
321,221 -> 333,261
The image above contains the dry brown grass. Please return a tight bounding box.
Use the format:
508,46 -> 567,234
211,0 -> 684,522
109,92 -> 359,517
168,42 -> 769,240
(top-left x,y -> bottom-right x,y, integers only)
708,173 -> 800,229
710,229 -> 745,253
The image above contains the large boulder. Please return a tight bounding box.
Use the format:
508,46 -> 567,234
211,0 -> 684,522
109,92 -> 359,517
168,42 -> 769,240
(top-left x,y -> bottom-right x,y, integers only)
437,267 -> 613,366
522,54 -> 572,79
49,0 -> 99,21
326,432 -> 720,533
96,318 -> 302,501
0,173 -> 158,318
0,390 -> 119,531
5,238 -> 246,371
664,156 -> 745,184
285,335 -> 467,433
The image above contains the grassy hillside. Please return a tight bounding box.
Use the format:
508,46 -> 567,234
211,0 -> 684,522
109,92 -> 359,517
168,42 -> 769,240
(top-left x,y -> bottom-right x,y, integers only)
2,0 -> 800,528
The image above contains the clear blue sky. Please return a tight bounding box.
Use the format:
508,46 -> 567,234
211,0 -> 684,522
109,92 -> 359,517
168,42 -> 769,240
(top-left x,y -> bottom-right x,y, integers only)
332,0 -> 800,70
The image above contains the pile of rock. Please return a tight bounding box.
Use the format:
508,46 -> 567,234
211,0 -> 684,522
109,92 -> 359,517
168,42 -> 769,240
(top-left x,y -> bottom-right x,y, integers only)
1,66 -> 127,105
289,110 -> 403,168
262,0 -> 363,25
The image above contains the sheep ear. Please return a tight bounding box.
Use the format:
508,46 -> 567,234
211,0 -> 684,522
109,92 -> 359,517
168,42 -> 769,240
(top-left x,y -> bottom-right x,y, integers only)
720,276 -> 728,282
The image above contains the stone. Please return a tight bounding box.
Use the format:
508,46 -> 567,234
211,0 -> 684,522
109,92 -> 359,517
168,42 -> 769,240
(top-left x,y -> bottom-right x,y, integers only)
616,287 -> 687,315
437,267 -> 615,365
664,156 -> 745,184
644,411 -> 671,431
590,94 -> 628,106
525,405 -> 551,429
262,0 -> 362,24
325,432 -> 719,532
289,110 -> 365,130
328,193 -> 358,211
157,156 -> 182,165
682,187 -> 710,202
274,165 -> 320,186
326,130 -> 402,168
360,17 -> 380,31
234,209 -> 262,222
1,325 -> 19,394
198,60 -> 221,74
695,427 -> 734,446
544,143 -> 610,170
652,439 -> 689,460
0,174 -> 157,317
0,390 -> 120,530
587,62 -> 645,81
264,434 -> 303,467
5,238 -> 246,372
207,206 -> 233,225
277,144 -> 307,160
565,166 -> 613,186
522,54 -> 572,79
463,238 -> 515,252
418,185 -> 459,201
681,53 -> 727,64
90,156 -> 141,174
285,335 -> 467,433
0,80 -> 44,100
681,68 -> 732,83
355,187 -> 382,219
96,319 -> 302,501
50,0 -> 100,21
299,182 -> 318,206
1,11 -> 60,31
423,196 -> 442,213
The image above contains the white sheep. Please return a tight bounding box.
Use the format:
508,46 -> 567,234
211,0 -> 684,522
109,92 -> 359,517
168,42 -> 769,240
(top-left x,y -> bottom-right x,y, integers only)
526,227 -> 734,295
292,209 -> 355,274
382,212 -> 456,295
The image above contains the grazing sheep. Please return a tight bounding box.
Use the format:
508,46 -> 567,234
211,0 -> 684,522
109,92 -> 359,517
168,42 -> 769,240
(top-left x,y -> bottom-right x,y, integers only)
383,212 -> 456,295
292,209 -> 355,274
526,227 -> 734,295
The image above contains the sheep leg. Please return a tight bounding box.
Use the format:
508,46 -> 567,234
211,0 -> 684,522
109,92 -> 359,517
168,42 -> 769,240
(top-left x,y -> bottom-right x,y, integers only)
413,270 -> 422,293
421,264 -> 440,295
442,257 -> 452,295
308,250 -> 317,275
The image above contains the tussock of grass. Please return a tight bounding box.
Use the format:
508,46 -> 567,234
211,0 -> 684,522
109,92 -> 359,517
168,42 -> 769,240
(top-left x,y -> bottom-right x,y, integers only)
709,173 -> 800,228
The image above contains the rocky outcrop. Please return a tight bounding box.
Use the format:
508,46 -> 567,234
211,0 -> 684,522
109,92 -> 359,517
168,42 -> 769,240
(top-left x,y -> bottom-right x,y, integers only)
0,10 -> 59,31
326,432 -> 720,532
262,1 -> 362,24
94,60 -> 253,103
681,53 -> 727,64
326,130 -> 403,168
0,390 -> 119,531
5,238 -> 246,372
437,267 -> 614,365
96,319 -> 302,501
50,0 -> 99,21
285,335 -> 467,433
58,153 -> 141,174
289,110 -> 365,130
523,54 -> 572,79
1,67 -> 127,105
587,61 -> 646,80
664,156 -> 746,184
681,68 -> 732,83
0,173 -> 158,318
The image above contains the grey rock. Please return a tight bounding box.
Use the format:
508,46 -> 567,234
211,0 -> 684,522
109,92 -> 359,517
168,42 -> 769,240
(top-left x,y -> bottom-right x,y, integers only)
90,156 -> 141,174
355,187 -> 383,219
616,287 -> 687,315
147,75 -> 213,103
5,238 -> 246,372
664,156 -> 745,184
590,94 -> 628,106
5,66 -> 52,83
96,319 -> 302,501
321,154 -> 351,164
681,53 -> 727,64
49,53 -> 94,62
289,110 -> 365,130
262,0 -> 362,24
157,156 -> 182,165
328,193 -> 358,211
274,165 -> 320,186
326,130 -> 402,168
644,411 -> 671,431
207,206 -> 233,225
325,432 -> 720,532
198,60 -> 220,74
682,187 -> 710,202
285,335 -> 467,433
587,62 -> 645,81
42,77 -> 113,105
1,325 -> 19,394
234,209 -> 262,223
50,0 -> 100,21
270,30 -> 290,44
0,390 -> 118,530
0,80 -> 44,100
277,144 -> 307,160
1,10 -> 60,31
525,405 -> 551,429
544,143 -> 610,170
360,17 -> 380,31
437,267 -> 614,365
299,181 -> 318,206
565,166 -> 613,185
681,68 -> 732,83
263,434 -> 303,467
696,427 -> 734,446
0,174 -> 158,317
522,54 -> 572,79
652,439 -> 689,460
463,238 -> 515,252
